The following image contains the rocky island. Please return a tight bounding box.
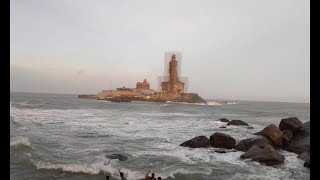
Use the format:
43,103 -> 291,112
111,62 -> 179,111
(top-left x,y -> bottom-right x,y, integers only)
79,52 -> 207,104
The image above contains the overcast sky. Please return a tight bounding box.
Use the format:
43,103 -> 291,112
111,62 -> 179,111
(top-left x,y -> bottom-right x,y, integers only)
10,0 -> 310,103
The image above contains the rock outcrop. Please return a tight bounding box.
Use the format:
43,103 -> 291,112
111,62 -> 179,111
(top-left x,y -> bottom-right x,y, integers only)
218,118 -> 230,122
227,120 -> 249,126
279,117 -> 303,132
304,160 -> 310,168
298,151 -> 310,162
210,132 -> 236,149
261,124 -> 283,146
283,121 -> 310,154
240,144 -> 285,166
180,136 -> 211,148
105,153 -> 129,161
78,94 -> 98,99
235,137 -> 273,152
282,129 -> 293,146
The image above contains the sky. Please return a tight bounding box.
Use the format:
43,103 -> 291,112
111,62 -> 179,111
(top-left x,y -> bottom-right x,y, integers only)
10,0 -> 310,103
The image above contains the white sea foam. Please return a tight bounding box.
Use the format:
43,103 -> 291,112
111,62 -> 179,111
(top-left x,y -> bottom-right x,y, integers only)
35,160 -> 143,179
207,102 -> 222,106
10,137 -> 31,148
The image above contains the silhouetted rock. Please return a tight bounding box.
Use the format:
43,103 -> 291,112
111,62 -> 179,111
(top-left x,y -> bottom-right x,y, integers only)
235,137 -> 273,152
210,132 -> 236,149
227,120 -> 249,126
279,117 -> 303,132
180,136 -> 211,148
218,118 -> 230,122
246,126 -> 254,129
304,159 -> 310,168
283,121 -> 310,154
240,144 -> 285,166
105,154 -> 128,161
282,129 -> 293,146
220,126 -> 226,128
261,124 -> 283,146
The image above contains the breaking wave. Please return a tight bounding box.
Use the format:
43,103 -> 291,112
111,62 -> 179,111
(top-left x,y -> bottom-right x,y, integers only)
10,137 -> 32,150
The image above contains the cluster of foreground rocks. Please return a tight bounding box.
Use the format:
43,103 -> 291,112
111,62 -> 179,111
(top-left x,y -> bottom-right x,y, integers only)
180,117 -> 310,168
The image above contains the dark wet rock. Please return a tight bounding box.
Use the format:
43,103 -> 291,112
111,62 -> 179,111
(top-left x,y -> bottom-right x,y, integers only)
220,126 -> 226,129
215,149 -> 227,153
246,126 -> 254,129
298,151 -> 310,162
180,136 -> 211,148
253,131 -> 263,135
261,124 -> 283,146
284,136 -> 310,154
304,159 -> 310,168
227,120 -> 249,126
235,137 -> 273,152
240,144 -> 285,166
105,154 -> 128,161
282,129 -> 293,146
283,121 -> 310,154
218,118 -> 230,122
210,132 -> 236,149
279,117 -> 303,132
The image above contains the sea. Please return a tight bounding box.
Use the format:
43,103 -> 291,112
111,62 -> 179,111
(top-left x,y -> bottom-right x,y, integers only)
10,92 -> 310,180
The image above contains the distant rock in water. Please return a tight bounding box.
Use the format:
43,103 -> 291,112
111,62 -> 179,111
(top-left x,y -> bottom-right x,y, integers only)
210,132 -> 236,149
171,93 -> 207,104
218,118 -> 229,122
240,144 -> 285,166
227,120 -> 249,126
180,136 -> 211,148
279,117 -> 303,132
261,124 -> 283,146
78,94 -> 98,99
219,126 -> 227,129
105,153 -> 128,161
235,137 -> 273,152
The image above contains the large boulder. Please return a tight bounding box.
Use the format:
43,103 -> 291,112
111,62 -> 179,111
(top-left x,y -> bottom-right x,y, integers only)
261,124 -> 283,146
235,137 -> 273,152
180,136 -> 211,148
284,136 -> 310,154
240,144 -> 285,166
218,118 -> 230,122
279,117 -> 303,132
283,121 -> 310,154
282,129 -> 293,146
227,120 -> 249,126
210,132 -> 236,149
298,151 -> 310,162
304,159 -> 310,168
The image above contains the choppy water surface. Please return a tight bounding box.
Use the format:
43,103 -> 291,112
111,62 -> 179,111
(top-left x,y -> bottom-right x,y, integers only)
10,92 -> 310,180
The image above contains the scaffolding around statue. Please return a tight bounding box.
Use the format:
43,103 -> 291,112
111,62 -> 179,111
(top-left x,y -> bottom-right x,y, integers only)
158,51 -> 188,95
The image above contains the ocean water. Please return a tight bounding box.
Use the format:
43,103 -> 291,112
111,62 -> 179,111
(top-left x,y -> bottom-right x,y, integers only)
10,92 -> 310,180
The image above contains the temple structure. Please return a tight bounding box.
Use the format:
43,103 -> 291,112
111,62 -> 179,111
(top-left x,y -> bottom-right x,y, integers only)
136,79 -> 150,89
161,54 -> 185,95
79,51 -> 207,104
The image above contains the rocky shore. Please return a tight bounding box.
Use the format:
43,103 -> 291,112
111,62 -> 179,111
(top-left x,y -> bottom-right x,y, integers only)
78,93 -> 207,104
180,117 -> 310,168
